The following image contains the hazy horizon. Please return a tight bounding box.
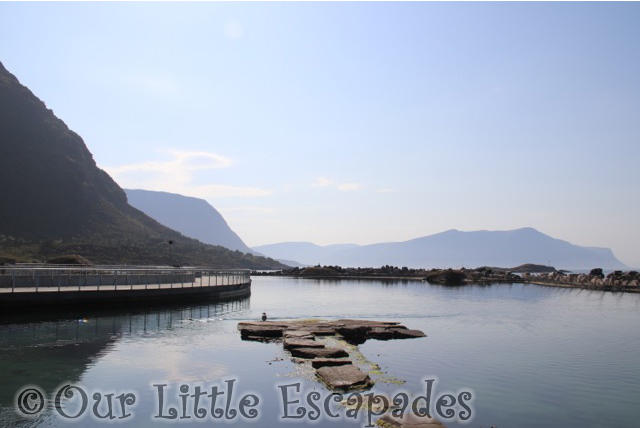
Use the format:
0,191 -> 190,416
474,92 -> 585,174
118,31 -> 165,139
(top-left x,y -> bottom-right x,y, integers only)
1,2 -> 638,266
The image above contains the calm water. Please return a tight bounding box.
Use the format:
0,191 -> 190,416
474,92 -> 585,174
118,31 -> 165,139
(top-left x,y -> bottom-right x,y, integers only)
1,277 -> 640,427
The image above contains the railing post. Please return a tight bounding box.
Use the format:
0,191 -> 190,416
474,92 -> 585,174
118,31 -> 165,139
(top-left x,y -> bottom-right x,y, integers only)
11,269 -> 15,293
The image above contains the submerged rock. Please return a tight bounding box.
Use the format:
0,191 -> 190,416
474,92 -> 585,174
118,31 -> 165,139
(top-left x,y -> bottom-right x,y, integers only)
376,412 -> 447,427
311,358 -> 352,369
340,394 -> 395,413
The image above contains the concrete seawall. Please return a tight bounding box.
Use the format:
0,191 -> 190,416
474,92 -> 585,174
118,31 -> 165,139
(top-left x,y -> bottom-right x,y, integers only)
0,266 -> 252,310
0,281 -> 251,309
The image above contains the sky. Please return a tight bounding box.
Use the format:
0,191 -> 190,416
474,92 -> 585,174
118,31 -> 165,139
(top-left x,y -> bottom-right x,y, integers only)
1,2 -> 639,267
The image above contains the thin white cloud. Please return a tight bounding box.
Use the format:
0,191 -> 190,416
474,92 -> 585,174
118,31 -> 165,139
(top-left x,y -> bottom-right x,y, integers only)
224,20 -> 244,39
120,72 -> 182,97
107,150 -> 231,175
220,206 -> 277,214
337,183 -> 362,192
103,150 -> 273,198
375,188 -> 394,193
311,177 -> 333,188
311,177 -> 363,192
190,184 -> 273,198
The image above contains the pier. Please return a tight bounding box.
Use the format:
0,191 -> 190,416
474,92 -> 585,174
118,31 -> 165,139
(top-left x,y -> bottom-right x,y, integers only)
0,265 -> 252,309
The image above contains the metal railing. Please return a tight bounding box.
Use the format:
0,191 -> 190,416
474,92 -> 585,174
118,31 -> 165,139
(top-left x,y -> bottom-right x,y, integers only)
0,265 -> 251,293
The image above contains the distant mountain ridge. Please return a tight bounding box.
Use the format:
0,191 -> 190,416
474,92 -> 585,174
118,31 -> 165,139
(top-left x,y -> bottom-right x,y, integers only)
0,60 -> 284,268
125,189 -> 254,253
253,228 -> 628,270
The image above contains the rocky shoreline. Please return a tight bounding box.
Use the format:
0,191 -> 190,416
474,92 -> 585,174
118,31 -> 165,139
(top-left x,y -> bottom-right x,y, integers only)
254,265 -> 640,293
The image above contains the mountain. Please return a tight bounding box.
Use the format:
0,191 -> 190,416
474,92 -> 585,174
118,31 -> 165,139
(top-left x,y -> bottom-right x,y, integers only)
253,228 -> 628,270
251,242 -> 357,266
125,189 -> 254,253
0,60 -> 285,269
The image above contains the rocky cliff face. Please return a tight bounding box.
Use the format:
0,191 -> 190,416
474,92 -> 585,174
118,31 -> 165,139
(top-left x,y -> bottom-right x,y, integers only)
125,189 -> 255,254
0,61 -> 130,239
0,61 -> 284,268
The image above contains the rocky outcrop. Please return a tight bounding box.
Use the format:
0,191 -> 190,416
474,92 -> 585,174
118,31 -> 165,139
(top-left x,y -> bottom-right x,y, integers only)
237,319 -> 426,392
237,319 -> 424,344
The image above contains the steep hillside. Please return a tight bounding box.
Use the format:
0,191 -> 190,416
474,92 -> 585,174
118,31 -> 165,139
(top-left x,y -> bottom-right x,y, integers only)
0,60 -> 285,269
125,189 -> 254,253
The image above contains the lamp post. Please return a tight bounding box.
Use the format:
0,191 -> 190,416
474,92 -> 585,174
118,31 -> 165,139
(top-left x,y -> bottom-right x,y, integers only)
168,240 -> 174,266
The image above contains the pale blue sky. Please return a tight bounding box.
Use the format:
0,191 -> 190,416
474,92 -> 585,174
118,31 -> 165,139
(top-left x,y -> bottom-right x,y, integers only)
1,2 -> 639,267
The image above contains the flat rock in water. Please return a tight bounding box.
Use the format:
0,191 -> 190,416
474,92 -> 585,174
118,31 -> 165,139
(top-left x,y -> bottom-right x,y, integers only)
392,329 -> 426,339
240,326 -> 285,338
335,319 -> 400,326
316,365 -> 373,390
238,321 -> 290,329
283,338 -> 323,350
305,328 -> 338,336
289,347 -> 349,359
284,330 -> 314,339
237,319 -> 424,343
311,358 -> 352,369
240,336 -> 280,343
376,412 -> 446,427
368,328 -> 426,340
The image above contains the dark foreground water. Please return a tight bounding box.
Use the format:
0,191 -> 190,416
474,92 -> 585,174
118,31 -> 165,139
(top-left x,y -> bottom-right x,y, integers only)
1,277 -> 640,427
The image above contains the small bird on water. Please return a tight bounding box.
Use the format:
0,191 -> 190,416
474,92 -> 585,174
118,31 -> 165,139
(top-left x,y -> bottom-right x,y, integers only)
261,312 -> 267,322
